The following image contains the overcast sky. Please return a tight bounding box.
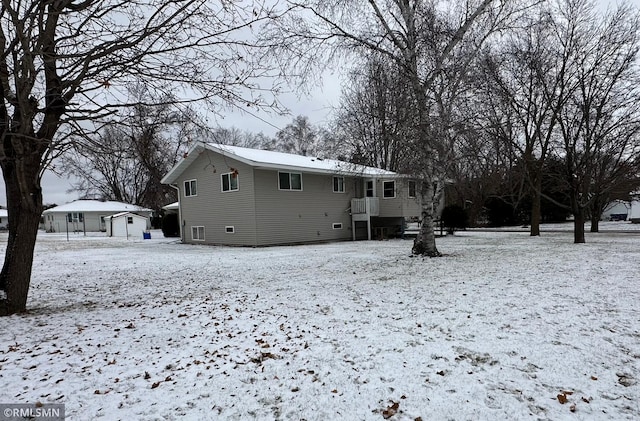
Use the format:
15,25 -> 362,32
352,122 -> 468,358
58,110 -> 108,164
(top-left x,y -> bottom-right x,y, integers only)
0,0 -> 622,207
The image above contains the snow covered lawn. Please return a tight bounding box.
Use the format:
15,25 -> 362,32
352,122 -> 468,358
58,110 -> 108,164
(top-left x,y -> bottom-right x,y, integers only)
0,230 -> 638,420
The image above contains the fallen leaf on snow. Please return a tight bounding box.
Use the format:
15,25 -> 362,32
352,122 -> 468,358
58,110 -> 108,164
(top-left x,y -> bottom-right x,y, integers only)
382,401 -> 399,419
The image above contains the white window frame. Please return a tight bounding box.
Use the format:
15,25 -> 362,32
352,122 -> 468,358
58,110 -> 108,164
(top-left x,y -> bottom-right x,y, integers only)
191,226 -> 205,241
127,216 -> 134,224
408,180 -> 417,198
278,171 -> 303,191
67,212 -> 84,223
221,173 -> 239,192
332,223 -> 343,230
184,179 -> 197,197
333,176 -> 345,193
366,180 -> 374,197
225,226 -> 235,234
383,180 -> 396,199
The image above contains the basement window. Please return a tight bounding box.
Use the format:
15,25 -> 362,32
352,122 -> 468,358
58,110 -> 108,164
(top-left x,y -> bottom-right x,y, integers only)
332,223 -> 343,230
191,226 -> 205,241
225,226 -> 235,234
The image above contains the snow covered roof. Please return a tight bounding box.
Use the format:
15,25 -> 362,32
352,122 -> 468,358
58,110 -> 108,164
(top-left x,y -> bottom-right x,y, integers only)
162,142 -> 399,185
162,202 -> 179,211
104,211 -> 149,220
43,200 -> 152,214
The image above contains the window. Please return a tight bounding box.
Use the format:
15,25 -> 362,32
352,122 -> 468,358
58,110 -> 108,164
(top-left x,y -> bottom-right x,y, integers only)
332,223 -> 343,230
408,181 -> 417,198
184,179 -> 197,197
366,180 -> 374,197
333,176 -> 345,193
278,172 -> 302,190
221,173 -> 239,192
67,212 -> 84,222
225,226 -> 235,233
383,181 -> 396,198
127,216 -> 133,224
191,226 -> 205,241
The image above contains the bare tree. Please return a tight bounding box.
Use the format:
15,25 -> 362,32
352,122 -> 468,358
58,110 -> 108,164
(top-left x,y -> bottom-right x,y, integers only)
266,0 -> 524,256
477,3 -> 572,236
0,0 -> 283,315
335,56 -> 415,172
270,115 -> 318,155
63,86 -> 202,211
552,0 -> 640,243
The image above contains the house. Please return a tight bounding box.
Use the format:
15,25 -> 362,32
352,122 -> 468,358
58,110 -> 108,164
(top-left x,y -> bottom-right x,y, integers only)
631,199 -> 640,223
161,142 -> 437,246
105,212 -> 149,238
42,200 -> 152,233
602,200 -> 630,221
0,208 -> 7,230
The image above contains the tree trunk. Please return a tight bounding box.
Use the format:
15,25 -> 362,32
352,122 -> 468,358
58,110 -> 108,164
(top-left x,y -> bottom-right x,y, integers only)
573,209 -> 586,244
412,181 -> 441,257
590,200 -> 601,233
0,156 -> 44,316
530,174 -> 541,236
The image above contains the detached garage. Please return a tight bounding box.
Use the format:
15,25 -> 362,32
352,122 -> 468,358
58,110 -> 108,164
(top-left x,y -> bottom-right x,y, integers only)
105,212 -> 149,238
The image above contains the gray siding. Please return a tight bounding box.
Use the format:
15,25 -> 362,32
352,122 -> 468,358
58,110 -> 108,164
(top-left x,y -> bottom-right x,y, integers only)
177,152 -> 257,245
376,179 -> 422,219
254,170 -> 354,245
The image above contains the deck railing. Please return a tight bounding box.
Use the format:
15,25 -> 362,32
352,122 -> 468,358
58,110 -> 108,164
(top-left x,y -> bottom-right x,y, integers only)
351,197 -> 379,216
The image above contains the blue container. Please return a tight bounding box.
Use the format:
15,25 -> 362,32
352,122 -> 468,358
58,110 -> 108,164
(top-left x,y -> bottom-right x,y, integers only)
143,232 -> 151,240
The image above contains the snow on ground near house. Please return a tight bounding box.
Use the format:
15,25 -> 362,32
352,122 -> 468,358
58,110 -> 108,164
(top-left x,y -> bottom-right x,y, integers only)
472,220 -> 640,232
0,230 -> 639,420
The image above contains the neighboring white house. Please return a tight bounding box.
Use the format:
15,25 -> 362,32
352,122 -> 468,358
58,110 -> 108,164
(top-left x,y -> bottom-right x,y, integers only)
0,208 -> 7,230
42,200 -> 152,233
602,200 -> 630,221
631,199 -> 640,223
105,212 -> 149,238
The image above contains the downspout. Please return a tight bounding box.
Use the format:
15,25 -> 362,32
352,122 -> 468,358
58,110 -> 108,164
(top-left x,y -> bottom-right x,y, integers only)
169,183 -> 183,242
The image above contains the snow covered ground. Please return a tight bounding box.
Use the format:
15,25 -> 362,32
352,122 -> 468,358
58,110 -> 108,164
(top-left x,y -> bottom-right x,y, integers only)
0,229 -> 638,420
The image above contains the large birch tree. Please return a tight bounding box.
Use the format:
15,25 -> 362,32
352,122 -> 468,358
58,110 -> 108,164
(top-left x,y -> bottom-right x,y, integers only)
266,0 -> 528,256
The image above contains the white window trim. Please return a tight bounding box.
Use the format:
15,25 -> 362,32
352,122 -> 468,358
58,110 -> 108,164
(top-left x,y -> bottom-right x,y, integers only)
184,179 -> 197,197
333,176 -> 345,193
221,173 -> 239,192
383,180 -> 396,199
191,226 -> 205,241
278,171 -> 303,191
332,223 -> 343,230
225,226 -> 235,234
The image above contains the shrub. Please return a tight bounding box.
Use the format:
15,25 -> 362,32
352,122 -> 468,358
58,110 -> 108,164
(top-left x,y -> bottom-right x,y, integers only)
161,213 -> 180,237
441,204 -> 469,234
